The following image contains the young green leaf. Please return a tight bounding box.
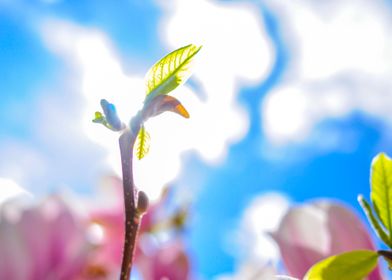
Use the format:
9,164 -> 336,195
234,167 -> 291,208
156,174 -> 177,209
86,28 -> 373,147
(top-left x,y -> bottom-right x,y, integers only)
358,195 -> 392,247
92,111 -> 117,131
371,153 -> 392,239
304,250 -> 378,280
135,125 -> 150,160
144,44 -> 202,102
92,111 -> 105,123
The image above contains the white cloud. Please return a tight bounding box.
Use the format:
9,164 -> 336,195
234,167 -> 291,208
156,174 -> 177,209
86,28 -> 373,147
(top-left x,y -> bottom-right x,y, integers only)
160,0 -> 275,157
0,178 -> 30,205
162,0 -> 274,82
261,0 -> 392,146
215,262 -> 276,280
0,139 -> 47,192
40,19 -> 161,197
38,0 -> 274,201
229,192 -> 290,265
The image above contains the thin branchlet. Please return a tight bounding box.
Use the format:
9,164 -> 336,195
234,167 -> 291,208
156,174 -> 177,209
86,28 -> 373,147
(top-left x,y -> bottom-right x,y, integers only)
118,123 -> 147,280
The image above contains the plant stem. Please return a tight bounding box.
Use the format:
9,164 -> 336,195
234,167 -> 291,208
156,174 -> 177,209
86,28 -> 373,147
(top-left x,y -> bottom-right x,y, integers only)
119,128 -> 140,280
378,250 -> 392,262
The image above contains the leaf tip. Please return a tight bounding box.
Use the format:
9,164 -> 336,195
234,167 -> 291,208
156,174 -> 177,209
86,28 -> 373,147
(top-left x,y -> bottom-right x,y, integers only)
92,111 -> 104,123
193,44 -> 202,52
372,152 -> 390,165
176,104 -> 190,118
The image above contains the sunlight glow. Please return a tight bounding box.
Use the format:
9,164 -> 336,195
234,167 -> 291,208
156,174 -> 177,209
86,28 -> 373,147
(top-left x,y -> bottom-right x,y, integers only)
262,88 -> 309,144
0,178 -> 30,205
161,0 -> 275,161
87,223 -> 105,245
40,0 -> 274,201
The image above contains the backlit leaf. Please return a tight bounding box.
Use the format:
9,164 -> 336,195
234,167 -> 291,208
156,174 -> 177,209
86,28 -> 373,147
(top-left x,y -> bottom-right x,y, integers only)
304,250 -> 378,280
358,195 -> 392,247
371,153 -> 392,239
92,111 -> 105,123
145,44 -> 202,102
92,111 -> 116,131
135,125 -> 150,160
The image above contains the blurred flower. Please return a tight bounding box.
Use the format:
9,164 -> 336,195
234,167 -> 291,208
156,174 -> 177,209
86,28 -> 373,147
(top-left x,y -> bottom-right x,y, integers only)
0,176 -> 192,280
216,262 -> 276,280
136,238 -> 190,280
89,176 -> 125,273
272,200 -> 382,279
216,262 -> 299,280
0,196 -> 98,280
90,176 -> 192,280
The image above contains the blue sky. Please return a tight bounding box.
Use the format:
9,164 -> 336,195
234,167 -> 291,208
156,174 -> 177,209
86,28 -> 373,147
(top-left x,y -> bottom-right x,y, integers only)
2,0 -> 392,279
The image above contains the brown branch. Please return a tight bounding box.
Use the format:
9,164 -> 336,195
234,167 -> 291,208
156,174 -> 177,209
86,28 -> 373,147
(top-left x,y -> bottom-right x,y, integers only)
119,128 -> 142,280
378,250 -> 392,262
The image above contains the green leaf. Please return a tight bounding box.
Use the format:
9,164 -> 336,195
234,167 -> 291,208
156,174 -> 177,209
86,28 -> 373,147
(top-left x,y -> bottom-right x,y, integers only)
144,44 -> 202,101
358,195 -> 392,247
304,250 -> 378,280
135,125 -> 150,160
371,153 -> 392,239
92,111 -> 105,123
92,111 -> 119,131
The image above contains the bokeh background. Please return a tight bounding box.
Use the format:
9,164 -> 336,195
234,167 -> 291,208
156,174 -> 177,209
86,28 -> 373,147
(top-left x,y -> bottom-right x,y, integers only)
2,0 -> 392,278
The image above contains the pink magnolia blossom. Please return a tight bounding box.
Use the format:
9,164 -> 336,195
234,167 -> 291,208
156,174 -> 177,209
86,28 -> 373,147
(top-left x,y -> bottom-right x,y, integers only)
91,176 -> 191,280
89,177 -> 125,272
0,196 -> 103,280
135,238 -> 191,280
0,176 -> 191,280
272,200 -> 383,279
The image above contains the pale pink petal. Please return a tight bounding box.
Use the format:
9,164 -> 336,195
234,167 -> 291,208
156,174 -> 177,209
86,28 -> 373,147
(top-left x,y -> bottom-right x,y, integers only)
153,241 -> 190,280
43,197 -> 89,280
0,218 -> 30,280
18,205 -> 52,279
273,200 -> 382,279
316,202 -> 382,280
90,210 -> 124,270
0,196 -> 91,280
312,202 -> 374,252
271,204 -> 330,278
137,240 -> 190,280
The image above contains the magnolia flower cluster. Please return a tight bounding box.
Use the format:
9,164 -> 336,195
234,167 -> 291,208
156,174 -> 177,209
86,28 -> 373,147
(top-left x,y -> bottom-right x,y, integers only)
0,177 -> 190,280
273,200 -> 383,279
221,200 -> 383,280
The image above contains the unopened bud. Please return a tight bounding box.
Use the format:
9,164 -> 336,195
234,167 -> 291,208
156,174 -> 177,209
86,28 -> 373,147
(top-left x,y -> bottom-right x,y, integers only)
136,190 -> 149,215
100,99 -> 124,131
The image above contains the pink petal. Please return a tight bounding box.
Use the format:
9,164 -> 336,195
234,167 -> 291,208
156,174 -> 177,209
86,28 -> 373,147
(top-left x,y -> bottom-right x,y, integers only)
0,218 -> 30,280
317,202 -> 382,280
136,240 -> 190,280
0,196 -> 90,280
273,200 -> 382,279
271,204 -> 329,278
